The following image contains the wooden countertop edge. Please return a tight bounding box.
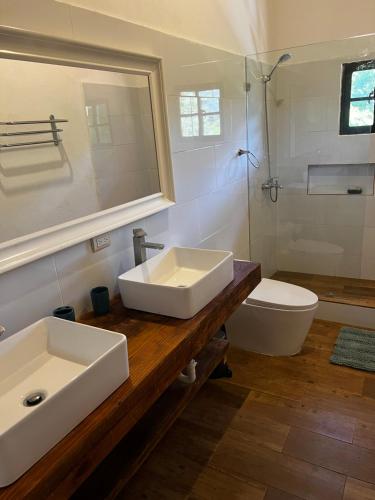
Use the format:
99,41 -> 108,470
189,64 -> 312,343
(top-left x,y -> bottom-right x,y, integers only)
0,260 -> 260,500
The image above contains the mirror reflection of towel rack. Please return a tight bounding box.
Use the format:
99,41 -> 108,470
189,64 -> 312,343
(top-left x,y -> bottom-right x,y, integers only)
0,114 -> 68,149
237,148 -> 261,169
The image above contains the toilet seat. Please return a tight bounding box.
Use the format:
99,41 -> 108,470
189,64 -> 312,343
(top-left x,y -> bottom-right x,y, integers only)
245,278 -> 318,311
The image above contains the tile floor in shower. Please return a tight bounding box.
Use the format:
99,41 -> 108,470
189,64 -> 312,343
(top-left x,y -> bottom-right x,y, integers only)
272,271 -> 375,309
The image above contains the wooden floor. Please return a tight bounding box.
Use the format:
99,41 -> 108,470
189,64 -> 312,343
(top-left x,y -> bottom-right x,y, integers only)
272,271 -> 375,309
120,319 -> 375,500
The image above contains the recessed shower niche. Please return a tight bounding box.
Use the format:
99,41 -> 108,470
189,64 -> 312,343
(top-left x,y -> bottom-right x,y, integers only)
308,163 -> 375,195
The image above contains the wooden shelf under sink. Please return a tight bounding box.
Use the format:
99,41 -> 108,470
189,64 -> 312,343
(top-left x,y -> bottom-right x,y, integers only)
73,338 -> 229,499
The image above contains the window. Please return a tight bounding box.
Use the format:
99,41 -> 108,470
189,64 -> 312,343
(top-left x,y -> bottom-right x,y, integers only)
179,88 -> 221,137
340,59 -> 375,135
85,102 -> 112,145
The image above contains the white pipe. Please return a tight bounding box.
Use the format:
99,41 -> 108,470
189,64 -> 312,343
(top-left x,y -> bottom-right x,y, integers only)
177,359 -> 197,384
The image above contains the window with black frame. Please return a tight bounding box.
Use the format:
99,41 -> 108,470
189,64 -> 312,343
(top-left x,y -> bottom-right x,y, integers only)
340,59 -> 375,135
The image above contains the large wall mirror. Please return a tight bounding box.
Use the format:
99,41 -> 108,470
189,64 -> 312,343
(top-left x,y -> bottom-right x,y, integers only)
0,27 -> 174,273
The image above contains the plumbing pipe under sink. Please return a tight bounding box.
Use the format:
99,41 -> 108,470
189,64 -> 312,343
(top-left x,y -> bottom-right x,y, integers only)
178,359 -> 197,384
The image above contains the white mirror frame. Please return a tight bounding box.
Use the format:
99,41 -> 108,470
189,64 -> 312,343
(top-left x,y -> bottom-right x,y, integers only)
0,26 -> 175,274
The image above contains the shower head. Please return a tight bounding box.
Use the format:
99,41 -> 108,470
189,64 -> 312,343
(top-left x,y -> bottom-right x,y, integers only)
263,53 -> 291,82
278,53 -> 292,64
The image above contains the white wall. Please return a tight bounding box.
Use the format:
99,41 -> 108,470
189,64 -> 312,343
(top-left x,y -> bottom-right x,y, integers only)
55,0 -> 375,55
55,0 -> 271,55
0,0 -> 249,336
268,0 -> 375,51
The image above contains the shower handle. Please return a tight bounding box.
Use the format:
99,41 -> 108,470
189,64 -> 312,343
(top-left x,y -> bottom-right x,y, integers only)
262,177 -> 283,190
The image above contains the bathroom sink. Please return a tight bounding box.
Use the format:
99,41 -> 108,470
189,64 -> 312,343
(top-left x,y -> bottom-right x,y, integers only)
118,246 -> 234,318
0,317 -> 128,486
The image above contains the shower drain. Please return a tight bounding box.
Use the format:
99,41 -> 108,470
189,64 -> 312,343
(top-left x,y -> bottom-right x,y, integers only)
23,391 -> 46,407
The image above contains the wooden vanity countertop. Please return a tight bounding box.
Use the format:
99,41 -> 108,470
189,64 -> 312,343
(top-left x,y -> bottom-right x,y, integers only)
0,259 -> 260,500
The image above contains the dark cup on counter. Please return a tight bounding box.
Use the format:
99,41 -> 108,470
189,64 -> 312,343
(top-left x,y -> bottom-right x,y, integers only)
53,305 -> 76,321
90,286 -> 110,316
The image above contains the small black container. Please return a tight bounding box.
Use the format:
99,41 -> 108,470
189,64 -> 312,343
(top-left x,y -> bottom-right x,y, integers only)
53,305 -> 76,321
90,286 -> 110,316
347,187 -> 363,195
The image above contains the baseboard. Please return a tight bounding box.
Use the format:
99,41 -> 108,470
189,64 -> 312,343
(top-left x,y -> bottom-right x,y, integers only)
316,301 -> 375,329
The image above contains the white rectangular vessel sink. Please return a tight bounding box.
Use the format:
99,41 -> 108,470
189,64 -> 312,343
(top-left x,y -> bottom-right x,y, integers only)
0,317 -> 128,486
118,247 -> 233,319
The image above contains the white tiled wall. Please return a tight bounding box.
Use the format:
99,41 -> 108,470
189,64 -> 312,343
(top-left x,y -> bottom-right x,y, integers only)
275,58 -> 375,279
0,0 -> 249,336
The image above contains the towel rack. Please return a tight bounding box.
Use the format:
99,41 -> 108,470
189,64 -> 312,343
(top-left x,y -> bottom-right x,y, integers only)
0,114 -> 68,149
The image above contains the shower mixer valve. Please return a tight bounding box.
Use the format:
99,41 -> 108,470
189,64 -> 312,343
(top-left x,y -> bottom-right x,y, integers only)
262,177 -> 283,203
261,177 -> 283,190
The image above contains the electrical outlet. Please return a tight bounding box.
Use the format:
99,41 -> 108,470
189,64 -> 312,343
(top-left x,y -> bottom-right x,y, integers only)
91,232 -> 111,252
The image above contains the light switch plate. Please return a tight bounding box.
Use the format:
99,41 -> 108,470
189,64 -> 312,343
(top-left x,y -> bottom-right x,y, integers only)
91,233 -> 111,252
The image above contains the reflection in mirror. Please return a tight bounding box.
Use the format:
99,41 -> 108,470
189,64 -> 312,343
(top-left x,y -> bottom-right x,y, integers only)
0,59 -> 160,244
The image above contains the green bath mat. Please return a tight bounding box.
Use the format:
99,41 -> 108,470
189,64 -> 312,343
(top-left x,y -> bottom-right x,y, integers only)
330,327 -> 375,372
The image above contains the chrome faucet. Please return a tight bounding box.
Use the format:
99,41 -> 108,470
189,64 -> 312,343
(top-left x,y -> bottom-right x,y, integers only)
133,228 -> 164,266
261,176 -> 283,190
261,176 -> 283,202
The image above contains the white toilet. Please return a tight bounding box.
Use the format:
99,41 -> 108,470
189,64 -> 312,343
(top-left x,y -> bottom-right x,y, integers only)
226,278 -> 318,356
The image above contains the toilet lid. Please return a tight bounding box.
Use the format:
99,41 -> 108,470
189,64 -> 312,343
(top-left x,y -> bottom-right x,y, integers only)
246,278 -> 318,311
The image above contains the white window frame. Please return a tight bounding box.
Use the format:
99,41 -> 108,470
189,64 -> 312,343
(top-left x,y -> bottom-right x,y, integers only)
179,87 -> 222,138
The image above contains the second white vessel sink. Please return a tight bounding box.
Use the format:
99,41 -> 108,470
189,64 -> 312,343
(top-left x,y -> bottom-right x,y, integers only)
118,246 -> 234,318
0,317 -> 128,486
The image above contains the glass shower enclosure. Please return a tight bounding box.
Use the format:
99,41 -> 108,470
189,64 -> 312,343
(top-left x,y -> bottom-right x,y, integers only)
246,35 -> 375,288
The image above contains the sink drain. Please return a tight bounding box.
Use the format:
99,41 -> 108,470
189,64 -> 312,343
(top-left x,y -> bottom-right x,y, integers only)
23,391 -> 46,407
